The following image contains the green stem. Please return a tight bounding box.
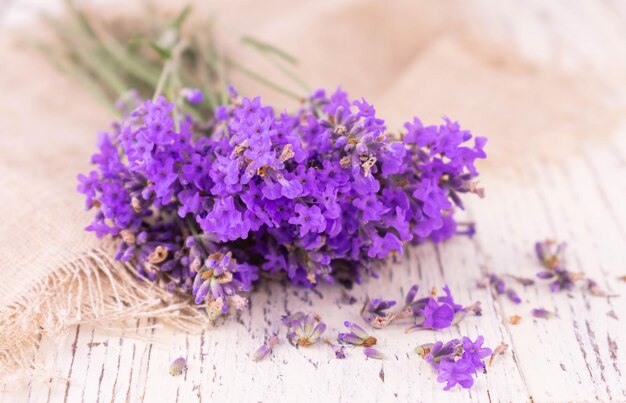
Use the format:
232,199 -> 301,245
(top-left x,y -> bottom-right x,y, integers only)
152,59 -> 173,102
226,57 -> 303,101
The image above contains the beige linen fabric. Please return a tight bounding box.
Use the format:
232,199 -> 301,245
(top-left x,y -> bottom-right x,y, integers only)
1,0 -> 625,381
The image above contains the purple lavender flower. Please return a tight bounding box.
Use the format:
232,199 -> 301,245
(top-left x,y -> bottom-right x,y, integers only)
418,339 -> 462,367
506,288 -> 522,304
406,285 -> 478,331
405,284 -> 419,306
181,87 -> 204,104
192,251 -> 251,319
338,321 -> 377,347
535,240 -> 582,292
285,312 -> 326,347
362,297 -> 397,328
461,336 -> 492,369
436,359 -> 475,390
288,204 -> 327,237
420,298 -> 455,329
488,274 -> 506,295
417,336 -> 492,391
78,88 -> 487,319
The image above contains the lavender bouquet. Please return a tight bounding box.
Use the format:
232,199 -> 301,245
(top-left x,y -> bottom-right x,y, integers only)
66,5 -> 486,320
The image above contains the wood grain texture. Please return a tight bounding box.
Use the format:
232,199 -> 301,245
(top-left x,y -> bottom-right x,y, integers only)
1,134 -> 625,402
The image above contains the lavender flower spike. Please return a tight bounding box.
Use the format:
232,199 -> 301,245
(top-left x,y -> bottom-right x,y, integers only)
79,88 -> 487,320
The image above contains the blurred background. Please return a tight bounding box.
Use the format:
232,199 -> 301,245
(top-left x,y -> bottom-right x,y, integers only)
2,0 -> 626,169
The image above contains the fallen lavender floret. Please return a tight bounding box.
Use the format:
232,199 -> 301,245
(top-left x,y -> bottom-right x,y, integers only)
534,240 -> 613,297
323,339 -> 347,359
535,240 -> 582,292
169,357 -> 187,376
506,288 -> 522,304
338,321 -> 377,347
363,347 -> 385,360
416,336 -> 492,391
481,273 -> 523,304
253,334 -> 280,362
405,285 -> 481,331
361,297 -> 398,328
488,341 -> 509,367
284,312 -> 326,347
531,308 -> 556,319
78,87 -> 486,320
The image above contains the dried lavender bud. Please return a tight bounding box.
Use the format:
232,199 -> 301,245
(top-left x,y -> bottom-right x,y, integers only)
363,347 -> 385,360
531,308 -> 555,319
489,274 -> 506,295
506,288 -> 522,304
405,284 -> 419,306
585,279 -> 614,297
485,274 -> 522,305
340,291 -> 357,305
253,334 -> 280,362
508,275 -> 535,287
338,321 -> 377,347
169,357 -> 187,376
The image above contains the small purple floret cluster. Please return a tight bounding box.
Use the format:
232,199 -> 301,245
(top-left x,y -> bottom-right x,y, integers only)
77,87 -> 486,316
417,336 -> 492,390
362,284 -> 481,330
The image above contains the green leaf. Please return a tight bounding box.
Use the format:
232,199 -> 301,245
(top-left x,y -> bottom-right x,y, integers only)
171,5 -> 192,30
240,35 -> 297,65
151,42 -> 172,60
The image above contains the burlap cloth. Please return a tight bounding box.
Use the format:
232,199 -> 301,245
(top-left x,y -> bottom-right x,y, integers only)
1,0 -> 625,381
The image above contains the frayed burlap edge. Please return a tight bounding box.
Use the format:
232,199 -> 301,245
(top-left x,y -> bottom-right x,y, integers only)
0,247 -> 207,384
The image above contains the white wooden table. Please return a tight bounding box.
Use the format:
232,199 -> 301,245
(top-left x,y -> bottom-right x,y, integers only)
1,1 -> 625,402
1,133 -> 624,402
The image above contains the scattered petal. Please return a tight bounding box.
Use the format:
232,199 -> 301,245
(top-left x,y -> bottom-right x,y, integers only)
509,315 -> 522,325
364,347 -> 385,360
253,334 -> 280,362
531,308 -> 556,319
169,357 -> 187,376
488,342 -> 509,367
